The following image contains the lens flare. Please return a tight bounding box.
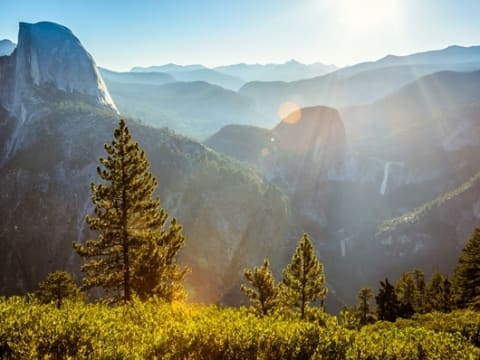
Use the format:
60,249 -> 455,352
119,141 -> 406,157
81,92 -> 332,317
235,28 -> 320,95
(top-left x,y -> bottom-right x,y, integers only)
278,101 -> 302,123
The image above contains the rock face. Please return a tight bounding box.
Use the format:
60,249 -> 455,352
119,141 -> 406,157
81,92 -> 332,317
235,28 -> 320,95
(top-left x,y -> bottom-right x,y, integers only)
1,22 -> 116,116
207,106 -> 346,182
0,22 -> 291,304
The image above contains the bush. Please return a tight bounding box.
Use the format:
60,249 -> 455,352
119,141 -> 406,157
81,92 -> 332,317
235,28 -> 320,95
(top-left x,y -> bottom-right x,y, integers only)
0,296 -> 478,359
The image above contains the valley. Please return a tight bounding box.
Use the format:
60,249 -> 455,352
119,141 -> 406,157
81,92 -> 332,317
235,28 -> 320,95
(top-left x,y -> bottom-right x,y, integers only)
1,20 -> 480,312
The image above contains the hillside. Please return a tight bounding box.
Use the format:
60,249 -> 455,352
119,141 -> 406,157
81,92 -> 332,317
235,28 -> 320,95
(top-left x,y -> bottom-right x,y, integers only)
104,79 -> 269,139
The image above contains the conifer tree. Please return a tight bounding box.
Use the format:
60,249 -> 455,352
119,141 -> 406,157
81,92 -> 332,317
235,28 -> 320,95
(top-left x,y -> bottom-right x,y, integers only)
73,119 -> 187,303
281,233 -> 327,319
241,258 -> 278,316
454,227 -> 480,308
133,217 -> 189,301
36,271 -> 82,309
356,287 -> 375,326
375,278 -> 399,322
412,269 -> 426,313
426,272 -> 454,312
395,272 -> 416,318
441,276 -> 454,312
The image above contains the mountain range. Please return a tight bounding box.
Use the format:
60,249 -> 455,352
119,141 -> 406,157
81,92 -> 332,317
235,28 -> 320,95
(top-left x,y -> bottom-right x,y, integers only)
131,60 -> 338,89
239,45 -> 480,122
2,21 -> 480,309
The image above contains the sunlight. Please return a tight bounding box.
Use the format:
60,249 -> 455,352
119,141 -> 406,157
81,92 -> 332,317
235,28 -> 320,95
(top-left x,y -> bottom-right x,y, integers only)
323,0 -> 401,32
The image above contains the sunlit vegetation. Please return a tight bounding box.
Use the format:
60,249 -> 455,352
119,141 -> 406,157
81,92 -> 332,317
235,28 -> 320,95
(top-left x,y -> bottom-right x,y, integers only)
0,297 -> 479,359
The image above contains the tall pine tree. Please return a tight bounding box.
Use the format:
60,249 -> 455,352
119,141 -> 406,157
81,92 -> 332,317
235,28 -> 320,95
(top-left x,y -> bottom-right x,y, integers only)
356,287 -> 375,326
281,233 -> 327,319
425,272 -> 453,312
395,272 -> 416,318
376,278 -> 399,322
73,119 -> 187,303
241,258 -> 279,316
454,227 -> 480,308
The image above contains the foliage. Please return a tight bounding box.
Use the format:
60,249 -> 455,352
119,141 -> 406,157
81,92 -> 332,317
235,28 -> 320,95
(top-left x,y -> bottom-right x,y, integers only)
73,119 -> 187,303
375,278 -> 400,322
36,271 -> 82,309
281,233 -> 328,319
0,296 -> 478,359
454,227 -> 480,308
425,271 -> 454,312
355,288 -> 376,326
395,271 -> 419,318
241,258 -> 279,316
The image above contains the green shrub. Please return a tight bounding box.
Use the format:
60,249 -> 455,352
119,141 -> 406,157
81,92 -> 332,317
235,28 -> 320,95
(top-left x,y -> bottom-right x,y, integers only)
0,296 -> 478,359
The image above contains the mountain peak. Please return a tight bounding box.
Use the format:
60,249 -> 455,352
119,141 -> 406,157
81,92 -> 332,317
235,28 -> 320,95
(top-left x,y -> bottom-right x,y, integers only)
285,59 -> 302,65
11,21 -> 117,113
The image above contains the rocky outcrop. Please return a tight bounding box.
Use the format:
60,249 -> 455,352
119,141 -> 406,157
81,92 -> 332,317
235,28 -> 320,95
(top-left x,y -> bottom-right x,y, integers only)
0,22 -> 116,116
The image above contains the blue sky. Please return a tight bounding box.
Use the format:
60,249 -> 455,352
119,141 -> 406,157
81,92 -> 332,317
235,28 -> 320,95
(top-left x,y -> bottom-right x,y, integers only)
1,0 -> 480,71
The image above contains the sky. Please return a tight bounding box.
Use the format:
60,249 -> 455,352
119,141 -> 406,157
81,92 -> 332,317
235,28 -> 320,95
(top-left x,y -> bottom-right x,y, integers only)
1,0 -> 480,71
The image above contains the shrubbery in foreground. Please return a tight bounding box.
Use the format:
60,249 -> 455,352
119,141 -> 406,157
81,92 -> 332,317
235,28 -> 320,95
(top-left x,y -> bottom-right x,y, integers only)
0,296 -> 479,359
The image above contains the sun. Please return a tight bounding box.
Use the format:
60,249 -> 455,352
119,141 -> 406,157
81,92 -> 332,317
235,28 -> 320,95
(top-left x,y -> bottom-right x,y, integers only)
325,0 -> 401,32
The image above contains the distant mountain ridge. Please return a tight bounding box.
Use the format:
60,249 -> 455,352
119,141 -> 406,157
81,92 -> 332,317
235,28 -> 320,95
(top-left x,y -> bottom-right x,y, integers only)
99,67 -> 175,86
239,45 -> 480,122
132,63 -> 207,73
340,45 -> 480,78
131,64 -> 244,90
215,59 -> 338,82
130,60 -> 338,89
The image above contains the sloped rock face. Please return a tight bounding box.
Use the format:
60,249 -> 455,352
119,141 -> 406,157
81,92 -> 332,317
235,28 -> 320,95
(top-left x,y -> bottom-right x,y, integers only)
1,22 -> 116,115
206,106 -> 347,184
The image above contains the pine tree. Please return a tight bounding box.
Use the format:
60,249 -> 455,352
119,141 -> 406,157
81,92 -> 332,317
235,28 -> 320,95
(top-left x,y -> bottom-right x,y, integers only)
375,278 -> 399,322
73,119 -> 187,303
454,227 -> 480,308
356,287 -> 375,326
36,271 -> 81,309
412,269 -> 426,313
395,272 -> 416,318
241,258 -> 278,316
441,276 -> 454,312
281,233 -> 328,319
133,217 -> 189,301
426,272 -> 454,312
